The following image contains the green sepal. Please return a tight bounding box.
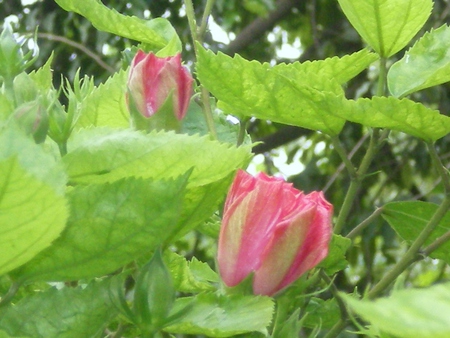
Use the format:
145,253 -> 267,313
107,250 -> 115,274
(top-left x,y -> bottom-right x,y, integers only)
129,89 -> 182,132
134,248 -> 176,334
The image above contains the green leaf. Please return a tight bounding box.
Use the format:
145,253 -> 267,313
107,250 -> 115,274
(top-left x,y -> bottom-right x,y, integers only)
334,96 -> 450,141
0,126 -> 67,275
29,54 -> 54,92
74,69 -> 129,129
388,25 -> 450,97
64,128 -> 252,241
337,0 -> 432,57
274,49 -> 379,85
0,157 -> 68,276
318,235 -> 351,274
0,278 -> 119,338
196,47 -> 345,135
0,124 -> 66,191
54,0 -> 179,50
303,298 -> 341,329
164,293 -> 274,337
13,176 -> 187,282
342,283 -> 450,338
164,251 -> 217,293
382,201 -> 450,264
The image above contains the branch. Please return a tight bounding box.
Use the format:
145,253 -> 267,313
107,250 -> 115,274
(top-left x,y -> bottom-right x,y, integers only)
224,0 -> 300,55
36,32 -> 116,74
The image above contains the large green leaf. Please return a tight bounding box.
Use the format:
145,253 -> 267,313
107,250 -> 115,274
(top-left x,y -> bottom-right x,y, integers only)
338,0 -> 432,57
342,283 -> 450,338
334,96 -> 450,141
388,25 -> 450,98
274,49 -> 378,85
13,176 -> 187,282
74,70 -> 129,129
64,128 -> 252,241
196,47 -> 346,135
0,126 -> 67,276
0,278 -> 118,337
54,0 -> 180,50
164,293 -> 274,337
0,157 -> 67,276
382,201 -> 450,264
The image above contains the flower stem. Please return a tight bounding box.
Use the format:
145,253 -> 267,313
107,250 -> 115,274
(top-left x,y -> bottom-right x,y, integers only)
330,135 -> 357,178
376,57 -> 387,96
423,229 -> 450,256
237,117 -> 249,146
346,206 -> 384,240
199,0 -> 216,41
0,282 -> 20,308
184,0 -> 218,140
427,142 -> 450,192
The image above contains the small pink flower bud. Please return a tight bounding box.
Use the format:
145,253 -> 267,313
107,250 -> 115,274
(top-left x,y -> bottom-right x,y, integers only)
127,51 -> 193,130
218,170 -> 333,296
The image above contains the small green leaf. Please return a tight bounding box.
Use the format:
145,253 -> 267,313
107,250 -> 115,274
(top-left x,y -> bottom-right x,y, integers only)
0,278 -> 119,338
165,251 -> 217,293
164,293 -> 274,336
54,0 -> 179,50
13,176 -> 187,282
342,283 -> 450,338
338,0 -> 433,57
319,235 -> 351,274
303,298 -> 341,329
334,96 -> 450,141
196,47 -> 345,135
388,25 -> 450,97
75,69 -> 129,129
29,54 -> 54,92
382,201 -> 450,264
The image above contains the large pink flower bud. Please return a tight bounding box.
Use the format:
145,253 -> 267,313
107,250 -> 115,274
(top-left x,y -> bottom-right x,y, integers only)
127,51 -> 193,131
218,170 -> 333,296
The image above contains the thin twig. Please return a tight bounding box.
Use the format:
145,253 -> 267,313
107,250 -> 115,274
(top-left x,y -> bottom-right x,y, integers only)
36,32 -> 116,73
346,207 -> 384,240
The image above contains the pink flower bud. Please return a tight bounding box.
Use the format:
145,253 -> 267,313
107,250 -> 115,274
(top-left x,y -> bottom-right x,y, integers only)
218,170 -> 333,296
127,51 -> 193,121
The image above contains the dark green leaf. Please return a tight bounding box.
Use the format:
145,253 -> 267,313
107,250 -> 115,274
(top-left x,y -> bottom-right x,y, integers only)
13,176 -> 187,282
382,201 -> 450,264
0,278 -> 119,338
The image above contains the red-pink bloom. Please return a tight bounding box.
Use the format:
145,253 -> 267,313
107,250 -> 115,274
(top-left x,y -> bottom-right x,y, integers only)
218,170 -> 333,296
127,51 -> 193,120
